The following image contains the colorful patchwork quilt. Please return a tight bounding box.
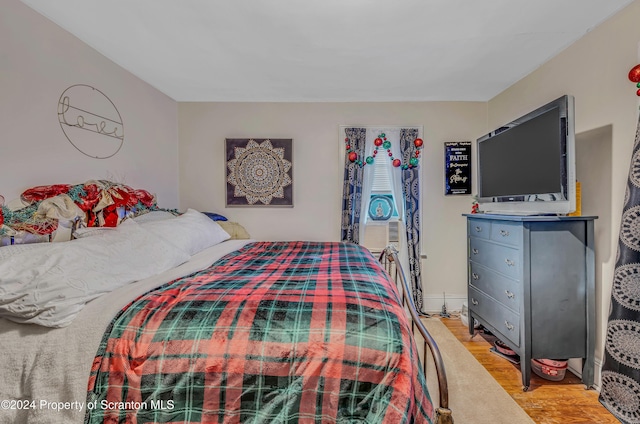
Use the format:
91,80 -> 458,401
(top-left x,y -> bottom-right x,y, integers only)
85,241 -> 433,423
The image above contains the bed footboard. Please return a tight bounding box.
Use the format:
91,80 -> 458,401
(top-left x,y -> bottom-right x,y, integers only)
379,246 -> 453,424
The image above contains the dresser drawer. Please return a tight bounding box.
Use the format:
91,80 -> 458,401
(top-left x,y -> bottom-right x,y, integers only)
489,221 -> 522,247
468,219 -> 491,240
469,238 -> 521,279
469,286 -> 520,346
469,262 -> 521,312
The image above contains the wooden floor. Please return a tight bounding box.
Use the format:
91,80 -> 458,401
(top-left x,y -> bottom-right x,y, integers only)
440,316 -> 619,424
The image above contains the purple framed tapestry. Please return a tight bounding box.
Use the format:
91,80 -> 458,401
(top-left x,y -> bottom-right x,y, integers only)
225,138 -> 293,207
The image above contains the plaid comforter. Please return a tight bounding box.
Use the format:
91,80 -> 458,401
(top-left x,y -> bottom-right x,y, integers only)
85,241 -> 433,423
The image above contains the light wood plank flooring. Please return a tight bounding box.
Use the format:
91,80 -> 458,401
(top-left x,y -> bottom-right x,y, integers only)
440,316 -> 619,424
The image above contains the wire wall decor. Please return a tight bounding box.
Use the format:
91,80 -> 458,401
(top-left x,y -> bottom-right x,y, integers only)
57,84 -> 124,159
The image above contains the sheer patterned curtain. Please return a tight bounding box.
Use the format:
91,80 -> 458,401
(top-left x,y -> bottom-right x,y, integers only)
341,128 -> 366,243
356,129 -> 379,242
399,128 -> 425,314
383,128 -> 411,289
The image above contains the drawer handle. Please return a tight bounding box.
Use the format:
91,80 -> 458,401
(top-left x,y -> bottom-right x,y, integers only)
472,248 -> 479,255
505,290 -> 515,299
500,229 -> 510,237
505,321 -> 514,331
505,258 -> 515,267
475,226 -> 482,232
471,298 -> 479,306
472,272 -> 479,280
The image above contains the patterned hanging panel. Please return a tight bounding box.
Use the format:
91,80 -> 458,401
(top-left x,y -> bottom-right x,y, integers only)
399,128 -> 426,314
599,113 -> 640,424
341,128 -> 366,243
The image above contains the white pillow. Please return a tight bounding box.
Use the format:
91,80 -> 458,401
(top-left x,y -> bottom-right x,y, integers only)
73,211 -> 177,238
132,210 -> 177,224
73,226 -> 117,239
139,209 -> 230,256
0,220 -> 191,327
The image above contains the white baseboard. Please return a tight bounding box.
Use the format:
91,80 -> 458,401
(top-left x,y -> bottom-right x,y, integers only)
422,293 -> 466,315
567,357 -> 604,392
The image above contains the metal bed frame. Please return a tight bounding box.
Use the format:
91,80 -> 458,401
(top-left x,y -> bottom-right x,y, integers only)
379,245 -> 453,424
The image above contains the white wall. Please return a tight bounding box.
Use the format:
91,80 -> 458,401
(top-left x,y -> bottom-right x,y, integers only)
178,101 -> 487,310
10,0 -> 634,383
179,0 -> 640,385
0,0 -> 179,207
488,0 -> 640,385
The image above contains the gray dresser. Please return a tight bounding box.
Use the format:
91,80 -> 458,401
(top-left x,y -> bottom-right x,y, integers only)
464,214 -> 596,390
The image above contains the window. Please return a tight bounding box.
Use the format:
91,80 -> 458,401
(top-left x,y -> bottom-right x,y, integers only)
367,157 -> 398,221
363,157 -> 400,254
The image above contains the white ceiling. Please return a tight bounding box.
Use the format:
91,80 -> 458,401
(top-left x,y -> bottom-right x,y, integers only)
21,0 -> 635,102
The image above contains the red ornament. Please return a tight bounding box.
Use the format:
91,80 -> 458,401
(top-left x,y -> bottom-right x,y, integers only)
374,138 -> 383,146
344,137 -> 349,142
629,64 -> 640,83
348,151 -> 357,162
414,138 -> 424,148
637,88 -> 640,97
388,152 -> 393,157
346,144 -> 351,150
392,159 -> 401,167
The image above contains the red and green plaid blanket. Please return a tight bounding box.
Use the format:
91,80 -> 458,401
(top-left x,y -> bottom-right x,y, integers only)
85,241 -> 433,423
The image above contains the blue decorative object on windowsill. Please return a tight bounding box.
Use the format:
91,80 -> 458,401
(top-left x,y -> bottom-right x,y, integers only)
369,195 -> 394,221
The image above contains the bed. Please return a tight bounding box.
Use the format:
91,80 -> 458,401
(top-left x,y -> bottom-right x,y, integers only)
0,183 -> 452,424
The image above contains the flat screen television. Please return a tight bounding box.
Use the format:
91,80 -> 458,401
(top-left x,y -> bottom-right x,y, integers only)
476,95 -> 576,215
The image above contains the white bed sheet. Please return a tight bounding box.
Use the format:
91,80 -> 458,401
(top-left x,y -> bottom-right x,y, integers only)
0,239 -> 252,424
0,220 -> 192,327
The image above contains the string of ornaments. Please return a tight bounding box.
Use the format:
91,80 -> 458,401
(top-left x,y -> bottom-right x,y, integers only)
630,64 -> 640,96
345,133 -> 424,169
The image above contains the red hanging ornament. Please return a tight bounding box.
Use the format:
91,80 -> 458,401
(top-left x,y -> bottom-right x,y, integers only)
343,132 -> 425,170
629,64 -> 640,83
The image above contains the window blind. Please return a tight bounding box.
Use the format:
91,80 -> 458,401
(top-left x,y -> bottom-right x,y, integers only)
372,157 -> 392,192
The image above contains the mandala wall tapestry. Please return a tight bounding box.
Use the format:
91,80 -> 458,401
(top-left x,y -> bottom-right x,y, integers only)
225,138 -> 293,207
